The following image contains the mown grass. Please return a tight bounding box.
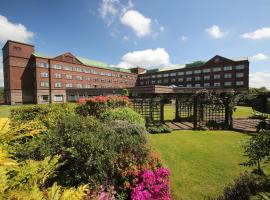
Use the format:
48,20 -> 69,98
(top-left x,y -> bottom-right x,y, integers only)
233,106 -> 254,119
148,130 -> 250,200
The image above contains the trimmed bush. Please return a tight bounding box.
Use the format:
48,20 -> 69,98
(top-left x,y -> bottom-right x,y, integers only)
76,95 -> 131,117
147,124 -> 172,134
100,107 -> 145,127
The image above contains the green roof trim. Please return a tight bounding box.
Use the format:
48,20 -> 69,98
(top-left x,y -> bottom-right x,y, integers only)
33,52 -> 52,59
185,61 -> 206,68
76,56 -> 108,68
33,53 -> 132,73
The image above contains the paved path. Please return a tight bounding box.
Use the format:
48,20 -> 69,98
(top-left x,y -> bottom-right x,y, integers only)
165,118 -> 260,132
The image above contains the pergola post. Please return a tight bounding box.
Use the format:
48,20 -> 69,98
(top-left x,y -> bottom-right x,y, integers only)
175,96 -> 180,121
193,96 -> 198,129
160,98 -> 164,123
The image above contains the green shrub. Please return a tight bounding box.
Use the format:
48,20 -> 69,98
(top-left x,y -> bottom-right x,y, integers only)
100,107 -> 145,126
205,120 -> 228,130
147,124 -> 172,134
20,115 -> 148,188
76,95 -> 131,117
217,173 -> 270,200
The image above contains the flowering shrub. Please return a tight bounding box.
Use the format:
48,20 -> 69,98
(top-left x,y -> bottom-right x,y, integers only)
131,167 -> 171,200
76,95 -> 132,117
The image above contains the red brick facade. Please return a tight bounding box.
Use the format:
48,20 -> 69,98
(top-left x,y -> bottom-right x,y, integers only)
2,41 -> 249,104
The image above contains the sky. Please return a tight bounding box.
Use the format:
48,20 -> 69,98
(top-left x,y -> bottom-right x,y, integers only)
0,0 -> 270,88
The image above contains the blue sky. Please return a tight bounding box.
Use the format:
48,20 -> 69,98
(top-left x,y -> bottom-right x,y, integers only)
0,0 -> 270,88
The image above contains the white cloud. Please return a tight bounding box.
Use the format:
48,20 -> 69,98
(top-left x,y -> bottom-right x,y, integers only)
98,0 -> 120,26
249,53 -> 268,61
180,35 -> 188,42
241,27 -> 270,40
160,26 -> 165,32
0,15 -> 34,43
120,9 -> 152,37
250,72 -> 270,89
115,48 -> 170,68
205,25 -> 226,39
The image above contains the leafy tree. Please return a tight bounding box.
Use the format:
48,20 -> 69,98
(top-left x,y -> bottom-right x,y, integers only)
242,131 -> 270,174
0,87 -> 4,101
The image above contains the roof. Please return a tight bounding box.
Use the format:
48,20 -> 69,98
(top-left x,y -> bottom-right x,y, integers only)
33,52 -> 132,73
145,56 -> 248,73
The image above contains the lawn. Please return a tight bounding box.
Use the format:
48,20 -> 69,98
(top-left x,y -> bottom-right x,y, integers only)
233,106 -> 253,119
148,130 -> 250,200
164,104 -> 253,121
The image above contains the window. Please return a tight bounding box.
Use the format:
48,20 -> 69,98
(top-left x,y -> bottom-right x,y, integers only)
203,68 -> 211,73
224,73 -> 232,78
76,75 -> 83,80
68,95 -> 77,101
54,95 -> 63,102
40,82 -> 49,87
178,78 -> 183,82
224,82 -> 232,86
64,66 -> 73,71
151,80 -> 156,84
186,84 -> 192,87
54,73 -> 61,79
170,72 -> 176,77
186,77 -> 192,81
66,83 -> 73,88
178,72 -> 184,76
55,82 -> 62,88
213,67 -> 221,72
164,79 -> 169,83
195,84 -> 201,87
171,78 -> 176,83
75,67 -> 83,72
214,82 -> 221,87
204,83 -> 210,87
151,75 -> 156,78
76,84 -> 82,88
195,76 -> 201,81
204,75 -> 210,80
53,64 -> 62,70
157,80 -> 162,84
214,74 -> 220,79
224,66 -> 232,71
186,71 -> 192,75
92,70 -> 98,74
194,70 -> 201,74
236,81 -> 244,86
39,62 -> 49,68
236,73 -> 244,78
41,95 -> 49,102
40,72 -> 48,78
85,76 -> 91,81
66,74 -> 72,80
163,73 -> 169,77
84,69 -> 91,73
236,65 -> 245,70
157,74 -> 162,78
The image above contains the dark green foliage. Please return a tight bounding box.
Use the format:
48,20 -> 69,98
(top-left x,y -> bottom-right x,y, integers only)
242,131 -> 270,173
19,115 -> 148,187
147,124 -> 172,134
100,107 -> 145,126
121,89 -> 129,97
217,173 -> 270,200
0,87 -> 4,101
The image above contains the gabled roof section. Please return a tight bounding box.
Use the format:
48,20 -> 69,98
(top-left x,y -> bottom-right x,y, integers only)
32,52 -> 52,59
52,52 -> 83,65
204,55 -> 233,65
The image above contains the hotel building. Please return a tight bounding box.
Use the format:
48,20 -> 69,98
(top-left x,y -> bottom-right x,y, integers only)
2,40 -> 249,104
